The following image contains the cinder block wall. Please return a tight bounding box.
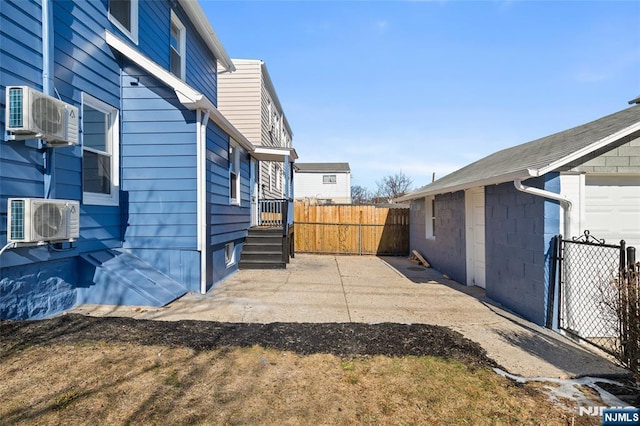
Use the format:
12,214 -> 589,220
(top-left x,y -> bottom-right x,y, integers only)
485,176 -> 559,325
569,134 -> 640,173
409,191 -> 466,283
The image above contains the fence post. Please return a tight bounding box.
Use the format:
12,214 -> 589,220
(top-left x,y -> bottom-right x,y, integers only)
546,235 -> 559,329
627,246 -> 636,268
620,240 -> 626,275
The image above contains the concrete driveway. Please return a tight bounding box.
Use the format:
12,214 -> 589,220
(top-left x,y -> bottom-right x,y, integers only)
72,254 -> 628,379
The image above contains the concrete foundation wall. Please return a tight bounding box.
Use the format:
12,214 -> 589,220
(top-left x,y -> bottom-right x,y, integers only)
0,258 -> 78,320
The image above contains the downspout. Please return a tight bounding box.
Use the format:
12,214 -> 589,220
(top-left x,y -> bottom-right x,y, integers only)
513,179 -> 572,237
197,109 -> 211,294
514,179 -> 572,332
42,0 -> 55,198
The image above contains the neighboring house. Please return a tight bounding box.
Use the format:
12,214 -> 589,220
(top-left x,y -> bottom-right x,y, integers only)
216,59 -> 297,269
398,103 -> 640,326
294,163 -> 352,204
0,0 -> 288,320
217,59 -> 296,203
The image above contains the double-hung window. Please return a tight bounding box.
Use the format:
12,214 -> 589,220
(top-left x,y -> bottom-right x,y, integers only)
425,196 -> 436,239
108,0 -> 138,43
82,94 -> 119,206
229,144 -> 240,205
170,11 -> 186,79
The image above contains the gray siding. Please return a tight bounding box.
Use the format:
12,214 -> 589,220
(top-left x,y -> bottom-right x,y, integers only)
409,191 -> 466,283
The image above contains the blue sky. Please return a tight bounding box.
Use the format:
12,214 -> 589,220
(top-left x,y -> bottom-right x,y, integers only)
202,1 -> 640,191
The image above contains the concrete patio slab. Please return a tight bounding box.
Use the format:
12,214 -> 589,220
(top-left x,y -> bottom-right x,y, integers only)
71,254 -> 629,379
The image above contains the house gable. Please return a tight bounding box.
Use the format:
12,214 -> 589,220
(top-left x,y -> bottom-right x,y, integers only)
565,132 -> 640,174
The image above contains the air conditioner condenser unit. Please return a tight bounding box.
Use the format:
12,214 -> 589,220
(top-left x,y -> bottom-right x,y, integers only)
7,198 -> 80,244
5,86 -> 79,146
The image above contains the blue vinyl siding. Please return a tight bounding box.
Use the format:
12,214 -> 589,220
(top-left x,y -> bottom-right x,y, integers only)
2,0 -> 247,317
0,0 -> 44,253
53,0 -> 122,254
138,0 -> 171,69
120,67 -> 198,246
53,1 -> 120,108
0,0 -> 43,89
206,121 -> 251,286
135,2 -> 218,103
120,64 -> 200,289
172,5 -> 217,104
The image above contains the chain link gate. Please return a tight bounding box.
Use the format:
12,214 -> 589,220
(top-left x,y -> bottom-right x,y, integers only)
552,231 -> 625,355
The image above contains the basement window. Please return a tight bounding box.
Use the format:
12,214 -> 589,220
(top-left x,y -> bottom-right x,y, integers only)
225,242 -> 235,267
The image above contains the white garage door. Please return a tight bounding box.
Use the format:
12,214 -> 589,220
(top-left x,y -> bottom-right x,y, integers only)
584,175 -> 640,249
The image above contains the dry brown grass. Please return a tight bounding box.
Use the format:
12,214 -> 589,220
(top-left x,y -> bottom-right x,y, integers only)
0,341 -> 598,425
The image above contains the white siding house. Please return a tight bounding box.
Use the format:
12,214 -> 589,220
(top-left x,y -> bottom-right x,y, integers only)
294,163 -> 352,204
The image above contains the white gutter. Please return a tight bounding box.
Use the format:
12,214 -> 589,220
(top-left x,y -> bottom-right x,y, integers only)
513,179 -> 572,237
197,109 -> 211,294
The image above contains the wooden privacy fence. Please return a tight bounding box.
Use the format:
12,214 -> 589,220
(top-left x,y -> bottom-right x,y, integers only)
294,202 -> 410,255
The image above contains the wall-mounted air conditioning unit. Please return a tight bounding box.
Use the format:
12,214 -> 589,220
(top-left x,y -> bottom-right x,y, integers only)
7,198 -> 80,244
5,86 -> 79,147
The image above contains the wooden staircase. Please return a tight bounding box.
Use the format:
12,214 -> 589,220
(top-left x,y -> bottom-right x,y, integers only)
239,227 -> 287,269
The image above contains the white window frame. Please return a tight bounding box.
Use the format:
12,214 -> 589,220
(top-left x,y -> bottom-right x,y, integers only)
225,242 -> 235,267
108,0 -> 139,44
323,174 -> 337,184
169,11 -> 186,79
82,93 -> 120,206
425,196 -> 436,239
275,164 -> 282,193
229,143 -> 241,205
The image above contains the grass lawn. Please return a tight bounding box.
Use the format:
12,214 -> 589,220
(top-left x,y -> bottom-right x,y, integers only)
0,342 -> 599,425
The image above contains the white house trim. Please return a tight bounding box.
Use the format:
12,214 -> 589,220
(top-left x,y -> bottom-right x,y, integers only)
252,146 -> 298,162
197,109 -> 210,294
397,170 -> 534,202
105,30 -> 254,153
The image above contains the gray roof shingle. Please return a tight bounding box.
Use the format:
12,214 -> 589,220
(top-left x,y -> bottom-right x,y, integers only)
400,105 -> 640,200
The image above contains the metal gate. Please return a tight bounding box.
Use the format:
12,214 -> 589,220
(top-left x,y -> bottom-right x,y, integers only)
553,231 -> 626,355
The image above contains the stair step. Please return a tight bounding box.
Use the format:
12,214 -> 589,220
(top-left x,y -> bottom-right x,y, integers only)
239,260 -> 286,270
241,253 -> 283,262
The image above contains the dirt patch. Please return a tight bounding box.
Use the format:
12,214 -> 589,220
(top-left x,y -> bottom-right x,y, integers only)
1,314 -> 496,370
